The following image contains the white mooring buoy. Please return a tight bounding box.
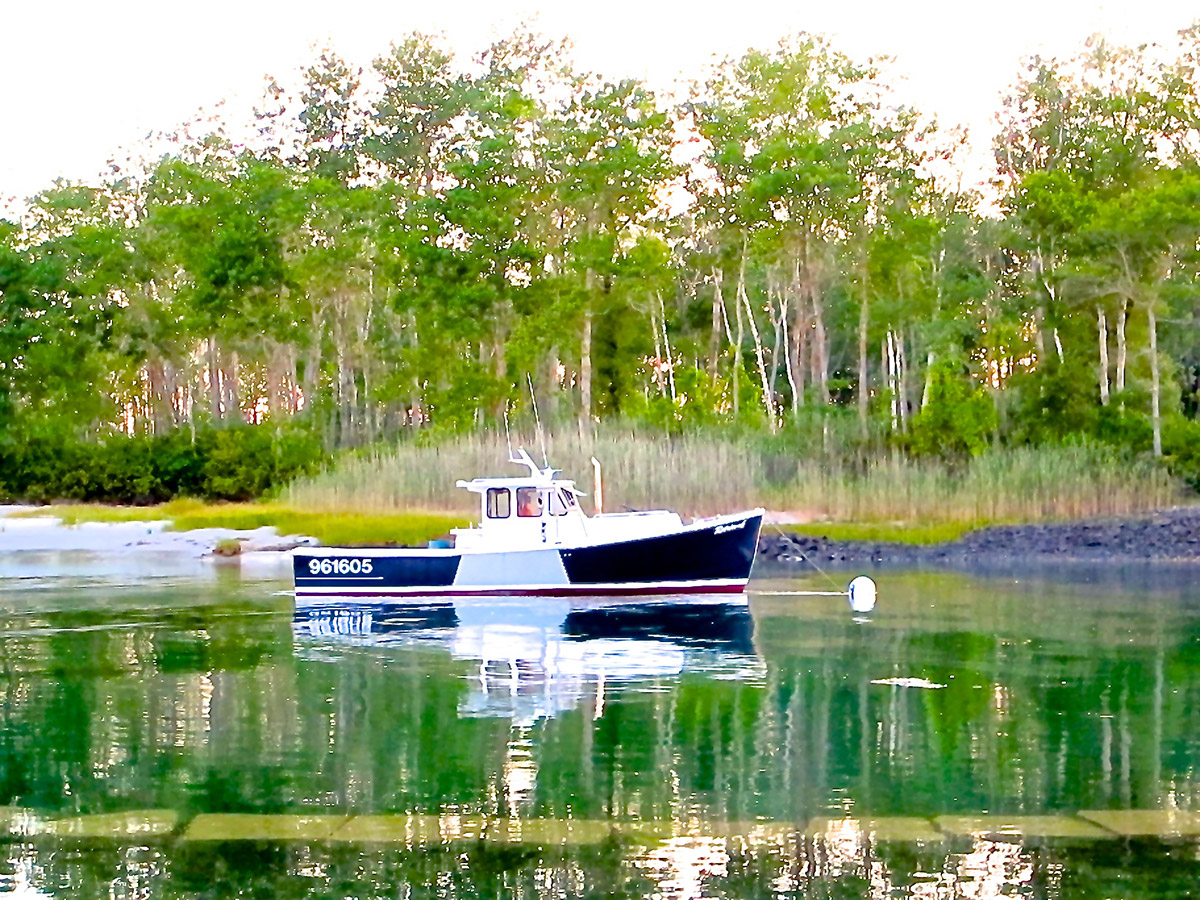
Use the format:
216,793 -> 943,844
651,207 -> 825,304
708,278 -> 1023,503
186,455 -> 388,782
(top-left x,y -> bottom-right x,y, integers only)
847,575 -> 878,613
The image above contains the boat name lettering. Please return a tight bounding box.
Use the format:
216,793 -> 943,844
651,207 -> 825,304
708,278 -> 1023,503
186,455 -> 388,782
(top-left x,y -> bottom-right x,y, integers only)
309,557 -> 374,576
713,521 -> 744,535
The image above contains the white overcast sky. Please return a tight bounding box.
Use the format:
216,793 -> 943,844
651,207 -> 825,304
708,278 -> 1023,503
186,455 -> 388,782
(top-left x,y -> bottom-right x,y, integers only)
1,0 -> 1196,209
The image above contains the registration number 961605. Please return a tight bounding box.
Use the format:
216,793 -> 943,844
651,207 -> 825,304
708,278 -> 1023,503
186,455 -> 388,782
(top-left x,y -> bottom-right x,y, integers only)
308,558 -> 374,576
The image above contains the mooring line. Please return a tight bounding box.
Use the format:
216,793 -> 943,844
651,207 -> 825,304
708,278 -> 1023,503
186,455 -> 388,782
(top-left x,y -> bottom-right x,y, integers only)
768,524 -> 845,593
747,589 -> 848,597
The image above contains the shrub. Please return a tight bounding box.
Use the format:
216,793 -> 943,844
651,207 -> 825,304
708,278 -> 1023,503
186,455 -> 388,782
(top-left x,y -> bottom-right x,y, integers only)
0,425 -> 327,504
904,362 -> 996,460
1163,417 -> 1200,490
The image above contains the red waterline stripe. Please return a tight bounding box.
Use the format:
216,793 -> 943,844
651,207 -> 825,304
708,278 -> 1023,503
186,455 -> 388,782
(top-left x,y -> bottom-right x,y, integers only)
294,582 -> 747,599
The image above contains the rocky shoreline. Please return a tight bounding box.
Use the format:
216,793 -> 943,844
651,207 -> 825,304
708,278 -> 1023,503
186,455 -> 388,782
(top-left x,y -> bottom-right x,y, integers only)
756,506 -> 1200,572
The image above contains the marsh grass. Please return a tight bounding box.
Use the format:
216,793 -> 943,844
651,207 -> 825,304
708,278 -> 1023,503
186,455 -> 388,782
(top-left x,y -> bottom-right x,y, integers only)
12,502 -> 466,546
169,507 -> 467,546
8,499 -> 209,524
13,432 -> 1186,545
280,429 -> 761,517
781,521 -> 978,544
778,444 -> 1181,525
284,429 -> 1187,529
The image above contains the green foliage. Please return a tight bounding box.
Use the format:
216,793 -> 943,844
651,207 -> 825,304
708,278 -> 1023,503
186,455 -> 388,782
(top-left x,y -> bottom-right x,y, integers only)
1007,361 -> 1100,444
1094,401 -> 1154,449
199,425 -> 327,501
1162,417 -> 1200,491
904,361 -> 997,460
0,426 -> 326,505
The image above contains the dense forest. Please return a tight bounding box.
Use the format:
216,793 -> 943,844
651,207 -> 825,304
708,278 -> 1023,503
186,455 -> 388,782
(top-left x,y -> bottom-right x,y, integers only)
3,27 -> 1200,500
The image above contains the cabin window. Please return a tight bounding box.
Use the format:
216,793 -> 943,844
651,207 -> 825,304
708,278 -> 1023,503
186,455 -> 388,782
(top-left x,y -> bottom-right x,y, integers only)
549,490 -> 569,516
486,488 -> 511,518
516,487 -> 543,517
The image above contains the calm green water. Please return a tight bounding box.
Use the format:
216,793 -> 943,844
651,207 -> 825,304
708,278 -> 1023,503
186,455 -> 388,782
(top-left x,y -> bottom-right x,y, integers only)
0,563 -> 1199,897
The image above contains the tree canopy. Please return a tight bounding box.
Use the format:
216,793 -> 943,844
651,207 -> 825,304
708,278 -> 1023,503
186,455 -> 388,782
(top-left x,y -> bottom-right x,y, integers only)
3,27 -> 1200,475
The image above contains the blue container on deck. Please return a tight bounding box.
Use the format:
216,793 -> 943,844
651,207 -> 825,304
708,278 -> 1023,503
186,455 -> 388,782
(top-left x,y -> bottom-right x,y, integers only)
428,539 -> 452,549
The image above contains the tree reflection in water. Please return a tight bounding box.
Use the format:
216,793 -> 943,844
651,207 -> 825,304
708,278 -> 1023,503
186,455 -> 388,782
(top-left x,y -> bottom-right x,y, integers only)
0,571 -> 1196,896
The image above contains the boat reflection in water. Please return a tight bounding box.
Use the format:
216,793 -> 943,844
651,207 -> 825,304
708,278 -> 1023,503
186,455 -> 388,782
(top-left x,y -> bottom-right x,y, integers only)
294,594 -> 761,724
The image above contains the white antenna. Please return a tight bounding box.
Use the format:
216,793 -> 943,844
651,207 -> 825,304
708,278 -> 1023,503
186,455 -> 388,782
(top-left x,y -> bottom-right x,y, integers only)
503,399 -> 514,461
527,373 -> 549,468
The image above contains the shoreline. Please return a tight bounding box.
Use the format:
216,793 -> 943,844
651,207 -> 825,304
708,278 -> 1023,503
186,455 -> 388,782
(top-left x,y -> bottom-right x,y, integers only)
0,507 -> 313,557
8,505 -> 1200,579
756,506 -> 1200,572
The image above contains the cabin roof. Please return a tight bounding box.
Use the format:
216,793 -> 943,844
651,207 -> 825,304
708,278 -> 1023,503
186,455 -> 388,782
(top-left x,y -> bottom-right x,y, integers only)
455,450 -> 585,495
457,476 -> 583,495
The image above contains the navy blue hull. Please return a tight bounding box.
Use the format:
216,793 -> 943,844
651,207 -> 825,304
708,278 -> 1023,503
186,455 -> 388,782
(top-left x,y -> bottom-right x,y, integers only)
559,513 -> 762,585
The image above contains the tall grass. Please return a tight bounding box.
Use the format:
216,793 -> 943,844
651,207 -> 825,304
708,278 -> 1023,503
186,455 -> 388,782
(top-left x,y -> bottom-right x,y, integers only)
281,429 -> 762,516
283,429 -> 1187,525
779,443 -> 1179,524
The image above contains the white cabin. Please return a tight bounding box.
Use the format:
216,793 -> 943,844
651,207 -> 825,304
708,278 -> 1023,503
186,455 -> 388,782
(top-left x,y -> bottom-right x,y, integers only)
450,450 -> 683,552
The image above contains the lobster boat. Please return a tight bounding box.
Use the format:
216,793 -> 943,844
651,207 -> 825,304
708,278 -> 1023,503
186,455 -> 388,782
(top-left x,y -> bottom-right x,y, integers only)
293,451 -> 763,599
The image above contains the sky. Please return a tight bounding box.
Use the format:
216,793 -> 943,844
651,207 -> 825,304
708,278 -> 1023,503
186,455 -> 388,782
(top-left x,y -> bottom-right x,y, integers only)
1,0 -> 1197,209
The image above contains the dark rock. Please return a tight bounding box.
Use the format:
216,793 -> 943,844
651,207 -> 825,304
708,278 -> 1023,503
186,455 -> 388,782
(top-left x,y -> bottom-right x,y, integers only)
756,506 -> 1200,573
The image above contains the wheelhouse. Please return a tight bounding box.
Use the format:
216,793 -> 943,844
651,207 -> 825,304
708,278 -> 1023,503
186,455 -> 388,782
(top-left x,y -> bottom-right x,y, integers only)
452,451 -> 589,550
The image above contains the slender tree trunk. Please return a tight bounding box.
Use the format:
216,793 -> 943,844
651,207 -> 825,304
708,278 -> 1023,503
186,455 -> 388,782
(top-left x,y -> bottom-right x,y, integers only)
885,332 -> 896,432
148,357 -> 171,435
1149,304 -> 1162,457
1034,305 -> 1047,364
208,337 -> 222,423
363,368 -> 377,443
657,292 -> 676,403
284,344 -> 297,414
811,284 -> 829,403
921,351 -> 936,410
798,230 -> 825,400
779,292 -> 798,414
346,369 -> 359,446
304,306 -> 324,416
226,350 -> 240,425
164,360 -> 179,427
794,325 -> 808,409
336,316 -> 354,446
733,271 -> 744,419
650,302 -> 666,398
708,267 -> 723,382
266,345 -> 281,419
738,257 -> 774,429
768,286 -> 784,417
857,276 -> 870,431
1097,306 -> 1110,406
883,334 -> 894,432
1116,301 -> 1128,394
581,271 -> 594,427
789,254 -> 805,411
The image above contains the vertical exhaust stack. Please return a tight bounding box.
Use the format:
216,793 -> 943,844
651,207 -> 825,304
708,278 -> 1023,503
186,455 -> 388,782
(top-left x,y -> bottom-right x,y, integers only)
591,457 -> 603,515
